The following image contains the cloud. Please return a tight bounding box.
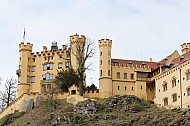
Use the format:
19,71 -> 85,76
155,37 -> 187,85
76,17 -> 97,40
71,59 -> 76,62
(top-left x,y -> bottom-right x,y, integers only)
0,0 -> 190,87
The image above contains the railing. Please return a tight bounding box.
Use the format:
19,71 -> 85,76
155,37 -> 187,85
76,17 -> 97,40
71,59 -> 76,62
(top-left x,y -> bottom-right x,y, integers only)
40,80 -> 54,84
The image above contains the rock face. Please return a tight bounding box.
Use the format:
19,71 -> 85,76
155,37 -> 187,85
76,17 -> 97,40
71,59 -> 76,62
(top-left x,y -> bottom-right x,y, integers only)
73,99 -> 101,117
35,96 -> 43,107
20,98 -> 34,112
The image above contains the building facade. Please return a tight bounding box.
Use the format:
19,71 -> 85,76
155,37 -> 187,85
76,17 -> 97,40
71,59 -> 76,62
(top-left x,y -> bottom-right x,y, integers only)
16,33 -> 86,98
16,33 -> 190,108
99,38 -> 190,108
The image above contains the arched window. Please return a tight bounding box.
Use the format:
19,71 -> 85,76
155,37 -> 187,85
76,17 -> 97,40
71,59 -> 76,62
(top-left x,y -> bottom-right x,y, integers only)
163,81 -> 167,92
172,93 -> 177,102
186,69 -> 190,80
163,97 -> 168,106
42,73 -> 53,80
171,76 -> 177,87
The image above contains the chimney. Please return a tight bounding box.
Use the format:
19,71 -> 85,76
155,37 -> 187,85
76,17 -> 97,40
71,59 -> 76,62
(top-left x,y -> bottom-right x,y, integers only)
43,46 -> 47,52
62,45 -> 67,50
150,58 -> 152,62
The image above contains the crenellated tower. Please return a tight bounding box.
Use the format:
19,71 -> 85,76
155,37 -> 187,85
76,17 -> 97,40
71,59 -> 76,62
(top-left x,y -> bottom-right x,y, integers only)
70,33 -> 86,71
181,42 -> 190,54
17,42 -> 33,97
99,39 -> 112,98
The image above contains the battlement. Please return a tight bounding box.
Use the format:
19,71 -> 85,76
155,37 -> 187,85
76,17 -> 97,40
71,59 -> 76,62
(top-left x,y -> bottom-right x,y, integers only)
181,42 -> 190,54
19,42 -> 33,52
98,39 -> 112,47
70,33 -> 86,44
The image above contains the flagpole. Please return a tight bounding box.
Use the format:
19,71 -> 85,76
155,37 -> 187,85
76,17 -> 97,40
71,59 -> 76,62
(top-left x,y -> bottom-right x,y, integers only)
23,28 -> 25,42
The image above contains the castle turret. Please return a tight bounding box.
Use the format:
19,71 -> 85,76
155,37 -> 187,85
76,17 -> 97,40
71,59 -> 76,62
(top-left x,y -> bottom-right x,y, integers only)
181,42 -> 190,54
99,39 -> 112,98
70,33 -> 86,70
17,42 -> 33,97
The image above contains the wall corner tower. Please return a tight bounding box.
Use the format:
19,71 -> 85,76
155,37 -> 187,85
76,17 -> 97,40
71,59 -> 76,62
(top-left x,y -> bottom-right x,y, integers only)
70,33 -> 86,71
99,39 -> 112,98
17,42 -> 33,97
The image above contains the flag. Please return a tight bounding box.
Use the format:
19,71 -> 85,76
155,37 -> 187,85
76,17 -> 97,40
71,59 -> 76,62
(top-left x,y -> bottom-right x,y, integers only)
23,28 -> 25,42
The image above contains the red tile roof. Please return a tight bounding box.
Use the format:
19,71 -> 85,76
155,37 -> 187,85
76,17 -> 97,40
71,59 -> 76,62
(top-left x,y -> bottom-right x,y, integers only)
170,52 -> 190,67
111,59 -> 159,69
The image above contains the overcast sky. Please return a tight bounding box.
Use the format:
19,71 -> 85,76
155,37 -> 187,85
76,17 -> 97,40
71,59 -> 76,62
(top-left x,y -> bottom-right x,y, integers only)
1,0 -> 190,87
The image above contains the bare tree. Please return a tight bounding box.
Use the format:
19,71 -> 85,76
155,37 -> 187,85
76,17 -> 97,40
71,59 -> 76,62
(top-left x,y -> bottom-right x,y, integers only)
0,78 -> 17,110
0,91 -> 7,111
72,38 -> 95,95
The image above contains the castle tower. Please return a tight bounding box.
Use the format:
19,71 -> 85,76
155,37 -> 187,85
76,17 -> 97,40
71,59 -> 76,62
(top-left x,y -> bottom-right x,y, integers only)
16,42 -> 33,97
181,42 -> 190,54
70,33 -> 86,70
99,39 -> 112,98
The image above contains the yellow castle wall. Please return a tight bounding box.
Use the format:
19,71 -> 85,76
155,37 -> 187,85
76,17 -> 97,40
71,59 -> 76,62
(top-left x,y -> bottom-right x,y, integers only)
154,60 -> 190,108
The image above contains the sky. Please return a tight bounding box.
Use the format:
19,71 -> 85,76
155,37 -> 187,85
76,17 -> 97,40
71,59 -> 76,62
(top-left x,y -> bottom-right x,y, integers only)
1,0 -> 190,88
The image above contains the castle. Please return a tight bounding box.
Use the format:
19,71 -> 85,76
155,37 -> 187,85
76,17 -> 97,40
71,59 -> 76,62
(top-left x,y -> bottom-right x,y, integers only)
99,39 -> 190,108
1,33 -> 190,118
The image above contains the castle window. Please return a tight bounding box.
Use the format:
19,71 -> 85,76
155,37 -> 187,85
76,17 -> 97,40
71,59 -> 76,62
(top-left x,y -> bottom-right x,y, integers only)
100,60 -> 102,65
172,77 -> 176,87
141,85 -> 143,90
100,52 -> 102,56
124,73 -> 127,79
186,69 -> 190,81
130,73 -> 134,80
100,70 -> 102,76
163,81 -> 167,92
27,76 -> 30,83
27,66 -> 30,72
108,70 -> 110,76
163,97 -> 168,106
187,87 -> 190,96
58,63 -> 62,69
125,86 -> 127,90
132,87 -> 134,91
108,60 -> 110,65
172,93 -> 177,102
43,63 -> 53,70
66,62 -> 69,68
118,86 -> 120,90
31,76 -> 35,83
42,73 -> 53,80
117,72 -> 120,79
31,66 -> 36,72
51,57 -> 53,60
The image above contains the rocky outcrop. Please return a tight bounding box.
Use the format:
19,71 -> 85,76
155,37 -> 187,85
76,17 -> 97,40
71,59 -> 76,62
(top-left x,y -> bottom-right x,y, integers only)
20,98 -> 34,112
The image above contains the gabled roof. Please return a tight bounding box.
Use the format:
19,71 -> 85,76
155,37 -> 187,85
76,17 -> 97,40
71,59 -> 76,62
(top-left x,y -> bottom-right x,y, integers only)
111,59 -> 159,69
159,50 -> 180,66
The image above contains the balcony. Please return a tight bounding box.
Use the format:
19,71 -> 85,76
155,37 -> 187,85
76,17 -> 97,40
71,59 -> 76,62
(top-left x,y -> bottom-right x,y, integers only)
40,80 -> 55,93
16,69 -> 21,76
40,80 -> 54,85
137,77 -> 151,82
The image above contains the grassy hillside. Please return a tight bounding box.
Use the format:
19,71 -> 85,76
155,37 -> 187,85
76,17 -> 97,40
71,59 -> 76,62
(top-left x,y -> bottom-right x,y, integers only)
1,95 -> 190,126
